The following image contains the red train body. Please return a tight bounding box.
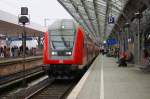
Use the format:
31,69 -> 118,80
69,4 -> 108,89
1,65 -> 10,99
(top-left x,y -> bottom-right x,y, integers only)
43,19 -> 99,78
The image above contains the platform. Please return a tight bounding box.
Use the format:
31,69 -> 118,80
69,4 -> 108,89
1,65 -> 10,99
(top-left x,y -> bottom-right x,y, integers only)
0,55 -> 43,77
68,55 -> 150,99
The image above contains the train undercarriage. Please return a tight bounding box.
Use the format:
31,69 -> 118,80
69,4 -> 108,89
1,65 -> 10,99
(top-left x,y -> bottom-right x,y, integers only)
45,64 -> 86,79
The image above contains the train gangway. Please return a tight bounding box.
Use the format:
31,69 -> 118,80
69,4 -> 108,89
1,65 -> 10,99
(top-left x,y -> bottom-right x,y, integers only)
67,54 -> 150,99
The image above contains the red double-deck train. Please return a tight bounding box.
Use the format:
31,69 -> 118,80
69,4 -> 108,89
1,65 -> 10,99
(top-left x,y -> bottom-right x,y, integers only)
43,19 -> 99,78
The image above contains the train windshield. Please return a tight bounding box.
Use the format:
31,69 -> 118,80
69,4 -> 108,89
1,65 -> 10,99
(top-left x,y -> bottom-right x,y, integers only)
49,29 -> 75,50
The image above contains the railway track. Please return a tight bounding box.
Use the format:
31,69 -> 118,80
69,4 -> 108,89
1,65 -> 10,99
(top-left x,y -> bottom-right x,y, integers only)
0,76 -> 49,99
27,79 -> 76,99
0,68 -> 82,99
1,75 -> 77,99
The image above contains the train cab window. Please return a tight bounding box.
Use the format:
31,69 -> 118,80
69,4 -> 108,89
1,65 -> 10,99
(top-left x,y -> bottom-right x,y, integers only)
48,20 -> 76,57
49,30 -> 75,50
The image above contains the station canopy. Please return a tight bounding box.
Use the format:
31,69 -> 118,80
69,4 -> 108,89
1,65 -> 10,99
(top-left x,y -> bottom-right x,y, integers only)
58,0 -> 128,42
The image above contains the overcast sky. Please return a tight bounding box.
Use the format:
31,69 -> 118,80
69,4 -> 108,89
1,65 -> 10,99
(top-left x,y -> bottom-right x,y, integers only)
0,0 -> 72,26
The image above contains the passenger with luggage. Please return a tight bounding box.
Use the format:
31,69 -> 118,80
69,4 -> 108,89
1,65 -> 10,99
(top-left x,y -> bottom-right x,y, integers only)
118,51 -> 127,67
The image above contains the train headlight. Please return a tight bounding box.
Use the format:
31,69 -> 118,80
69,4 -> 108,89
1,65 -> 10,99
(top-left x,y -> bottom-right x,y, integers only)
66,52 -> 72,55
51,51 -> 57,55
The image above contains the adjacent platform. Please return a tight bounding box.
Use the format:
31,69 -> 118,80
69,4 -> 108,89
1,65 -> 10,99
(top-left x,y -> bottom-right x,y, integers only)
0,56 -> 42,65
68,55 -> 150,99
0,56 -> 43,77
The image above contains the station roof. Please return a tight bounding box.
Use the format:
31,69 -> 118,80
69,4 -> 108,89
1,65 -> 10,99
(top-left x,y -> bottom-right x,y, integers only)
58,0 -> 128,42
0,10 -> 46,37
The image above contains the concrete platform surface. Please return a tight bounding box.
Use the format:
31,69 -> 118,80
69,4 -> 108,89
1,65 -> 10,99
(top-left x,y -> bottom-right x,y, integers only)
68,55 -> 150,99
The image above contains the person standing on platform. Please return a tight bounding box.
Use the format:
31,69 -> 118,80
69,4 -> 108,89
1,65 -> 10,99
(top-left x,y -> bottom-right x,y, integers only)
19,45 -> 23,56
3,46 -> 7,58
0,46 -> 3,57
11,46 -> 15,57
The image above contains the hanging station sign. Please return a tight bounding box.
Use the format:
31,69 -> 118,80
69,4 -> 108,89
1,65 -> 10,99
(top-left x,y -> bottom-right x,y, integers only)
108,16 -> 115,24
106,38 -> 118,45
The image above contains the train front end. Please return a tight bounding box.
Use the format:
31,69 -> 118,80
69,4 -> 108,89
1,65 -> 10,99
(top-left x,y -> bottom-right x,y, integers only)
43,19 -> 84,78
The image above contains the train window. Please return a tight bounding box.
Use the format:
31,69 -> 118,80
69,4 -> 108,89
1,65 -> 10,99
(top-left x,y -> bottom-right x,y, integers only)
50,36 -> 74,42
49,30 -> 61,36
61,30 -> 75,36
51,41 -> 73,50
50,36 -> 62,41
61,21 -> 74,30
48,20 -> 76,51
63,36 -> 74,41
52,41 -> 66,49
49,29 -> 74,36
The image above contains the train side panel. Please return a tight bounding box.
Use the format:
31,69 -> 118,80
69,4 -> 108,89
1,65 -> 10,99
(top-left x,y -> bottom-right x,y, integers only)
43,32 -> 49,64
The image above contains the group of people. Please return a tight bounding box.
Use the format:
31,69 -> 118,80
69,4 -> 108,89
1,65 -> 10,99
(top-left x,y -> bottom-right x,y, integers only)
100,46 -> 150,69
100,47 -> 134,67
0,45 -> 37,58
100,47 -> 119,58
0,46 -> 10,58
107,48 -> 119,57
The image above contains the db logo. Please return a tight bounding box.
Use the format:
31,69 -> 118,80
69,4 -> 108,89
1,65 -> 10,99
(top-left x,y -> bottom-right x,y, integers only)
59,60 -> 63,63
